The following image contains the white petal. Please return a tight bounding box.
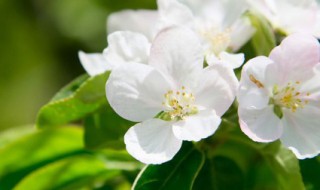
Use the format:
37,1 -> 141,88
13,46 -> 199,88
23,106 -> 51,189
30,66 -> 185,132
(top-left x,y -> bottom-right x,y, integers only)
239,106 -> 283,142
194,64 -> 238,116
229,17 -> 255,51
281,106 -> 320,159
219,52 -> 245,69
78,51 -> 112,76
269,33 -> 320,82
107,10 -> 159,40
238,56 -> 274,109
106,63 -> 172,122
300,70 -> 320,99
205,53 -> 220,65
104,31 -> 151,66
314,11 -> 320,38
275,0 -> 318,35
188,0 -> 248,27
125,119 -> 182,164
247,0 -> 275,25
174,0 -> 210,15
248,0 -> 318,35
149,27 -> 203,86
157,0 -> 194,28
172,109 -> 221,141
217,0 -> 249,28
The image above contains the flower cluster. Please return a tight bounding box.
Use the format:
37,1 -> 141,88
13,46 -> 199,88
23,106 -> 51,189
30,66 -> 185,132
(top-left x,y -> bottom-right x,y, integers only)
79,0 -> 320,164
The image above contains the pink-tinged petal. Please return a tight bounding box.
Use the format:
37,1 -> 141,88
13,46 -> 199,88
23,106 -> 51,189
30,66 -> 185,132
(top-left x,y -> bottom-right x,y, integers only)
238,56 -> 274,109
219,52 -> 245,69
104,31 -> 150,66
269,33 -> 320,82
314,11 -> 320,38
300,71 -> 320,99
172,109 -> 221,141
316,63 -> 320,73
281,106 -> 320,159
78,51 -> 113,76
157,0 -> 194,28
125,119 -> 182,164
149,27 -> 203,86
194,64 -> 238,116
106,63 -> 172,122
107,10 -> 159,40
239,106 -> 283,142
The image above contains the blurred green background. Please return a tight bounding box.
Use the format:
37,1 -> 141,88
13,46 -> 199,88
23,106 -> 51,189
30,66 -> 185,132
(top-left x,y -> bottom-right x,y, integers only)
0,0 -> 156,130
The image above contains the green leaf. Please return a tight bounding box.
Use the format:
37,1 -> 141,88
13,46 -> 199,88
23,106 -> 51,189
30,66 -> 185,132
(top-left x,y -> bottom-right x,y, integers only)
0,126 -> 85,190
0,125 -> 34,148
249,13 -> 276,56
300,156 -> 320,190
84,106 -> 134,150
193,156 -> 245,190
14,154 -> 121,190
133,142 -> 205,190
195,124 -> 305,190
36,72 -> 110,128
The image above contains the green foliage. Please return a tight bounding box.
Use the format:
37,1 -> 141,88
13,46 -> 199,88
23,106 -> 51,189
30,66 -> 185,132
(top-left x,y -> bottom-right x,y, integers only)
300,156 -> 320,190
84,107 -> 133,150
248,13 -> 276,56
0,125 -> 34,148
0,126 -> 142,190
193,123 -> 305,190
0,126 -> 85,189
14,155 -> 121,190
133,142 -> 205,190
36,72 -> 110,128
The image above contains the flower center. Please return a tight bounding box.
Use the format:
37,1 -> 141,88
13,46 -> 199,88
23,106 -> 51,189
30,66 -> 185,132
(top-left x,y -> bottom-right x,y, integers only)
161,86 -> 198,121
200,27 -> 232,56
249,74 -> 311,118
272,81 -> 310,113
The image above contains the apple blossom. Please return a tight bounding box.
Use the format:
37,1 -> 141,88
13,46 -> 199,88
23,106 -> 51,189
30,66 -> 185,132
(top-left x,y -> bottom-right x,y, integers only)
237,33 -> 320,159
106,27 -> 239,164
247,0 -> 320,38
78,9 -> 158,76
78,31 -> 151,76
79,9 -> 160,76
107,10 -> 159,41
157,0 -> 255,68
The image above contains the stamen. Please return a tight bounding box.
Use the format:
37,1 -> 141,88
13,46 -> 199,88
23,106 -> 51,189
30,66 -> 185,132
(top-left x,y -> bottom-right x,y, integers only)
199,26 -> 232,55
249,74 -> 264,88
162,87 -> 198,120
272,81 -> 310,113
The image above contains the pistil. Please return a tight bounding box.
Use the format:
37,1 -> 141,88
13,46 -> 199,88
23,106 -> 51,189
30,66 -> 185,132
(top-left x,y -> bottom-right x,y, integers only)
162,86 -> 198,120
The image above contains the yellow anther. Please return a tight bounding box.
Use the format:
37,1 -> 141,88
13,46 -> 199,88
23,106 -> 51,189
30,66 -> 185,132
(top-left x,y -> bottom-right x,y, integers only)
162,87 -> 198,120
273,82 -> 311,113
249,74 -> 264,88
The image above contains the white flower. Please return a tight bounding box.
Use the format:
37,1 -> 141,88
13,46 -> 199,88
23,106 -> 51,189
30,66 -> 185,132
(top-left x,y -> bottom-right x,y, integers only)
78,9 -> 159,76
107,9 -> 159,41
106,27 -> 239,164
78,31 -> 151,76
247,0 -> 320,38
237,33 -> 320,159
157,0 -> 255,68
